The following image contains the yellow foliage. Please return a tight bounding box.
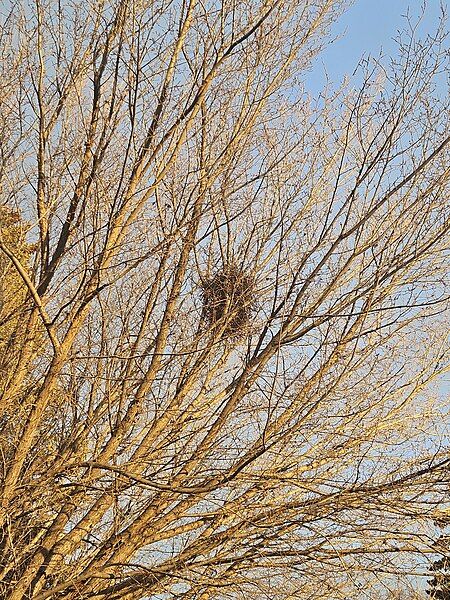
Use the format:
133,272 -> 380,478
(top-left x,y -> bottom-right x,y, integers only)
0,206 -> 35,344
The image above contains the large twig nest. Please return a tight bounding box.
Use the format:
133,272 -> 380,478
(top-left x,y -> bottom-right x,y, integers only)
201,264 -> 256,338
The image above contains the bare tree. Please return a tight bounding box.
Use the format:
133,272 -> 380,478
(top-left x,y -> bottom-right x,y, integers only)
0,1 -> 449,598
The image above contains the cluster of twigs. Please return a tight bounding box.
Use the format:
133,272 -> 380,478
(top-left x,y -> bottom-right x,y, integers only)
201,264 -> 256,338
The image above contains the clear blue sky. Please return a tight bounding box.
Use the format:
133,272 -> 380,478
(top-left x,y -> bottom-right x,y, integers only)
307,0 -> 445,91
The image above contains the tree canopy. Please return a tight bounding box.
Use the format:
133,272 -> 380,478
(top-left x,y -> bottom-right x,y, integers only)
0,1 -> 449,599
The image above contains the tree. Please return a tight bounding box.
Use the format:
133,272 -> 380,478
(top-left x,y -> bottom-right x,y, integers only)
0,1 -> 449,598
0,207 -> 36,378
427,527 -> 450,600
427,549 -> 450,600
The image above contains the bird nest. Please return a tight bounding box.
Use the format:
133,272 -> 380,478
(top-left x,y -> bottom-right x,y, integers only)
201,265 -> 255,338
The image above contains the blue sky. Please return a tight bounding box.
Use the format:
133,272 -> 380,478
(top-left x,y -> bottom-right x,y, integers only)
307,0 -> 445,91
308,0 -> 449,390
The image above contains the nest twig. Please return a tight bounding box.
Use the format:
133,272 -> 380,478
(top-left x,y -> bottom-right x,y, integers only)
201,264 -> 255,339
